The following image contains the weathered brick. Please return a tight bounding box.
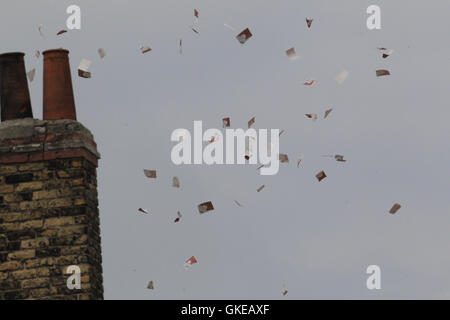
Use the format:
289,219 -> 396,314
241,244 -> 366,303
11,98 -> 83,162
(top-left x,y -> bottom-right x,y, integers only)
21,237 -> 49,249
5,173 -> 34,184
11,267 -> 50,280
32,190 -> 59,200
0,185 -> 14,193
48,198 -> 73,208
45,216 -> 75,227
15,181 -> 44,192
22,278 -> 49,289
0,166 -> 17,175
18,163 -> 45,172
0,261 -> 22,271
7,249 -> 35,260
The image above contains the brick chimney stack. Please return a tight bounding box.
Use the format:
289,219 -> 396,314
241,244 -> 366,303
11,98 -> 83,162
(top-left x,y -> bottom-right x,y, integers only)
0,49 -> 103,300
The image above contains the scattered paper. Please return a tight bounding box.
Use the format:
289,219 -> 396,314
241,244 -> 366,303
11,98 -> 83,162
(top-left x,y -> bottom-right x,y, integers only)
180,39 -> 182,54
324,108 -> 333,119
35,50 -> 40,59
57,29 -> 67,36
174,211 -> 182,223
248,116 -> 255,128
236,28 -> 253,44
335,70 -> 349,84
147,280 -> 154,290
335,154 -> 346,162
305,114 -> 318,121
184,256 -> 198,268
191,27 -> 199,34
144,169 -> 157,179
38,24 -> 44,37
306,18 -> 313,29
141,45 -> 152,54
316,171 -> 327,182
26,69 -> 36,82
138,208 -> 149,214
98,48 -> 106,59
77,58 -> 92,79
194,9 -> 199,19
224,23 -> 236,31
172,176 -> 180,188
222,117 -> 230,128
279,154 -> 289,163
376,69 -> 390,77
297,157 -> 302,168
257,185 -> 265,192
389,203 -> 401,214
286,47 -> 299,61
198,201 -> 214,214
378,47 -> 394,59
304,80 -> 315,86
234,200 -> 244,208
282,284 -> 288,296
279,130 -> 285,137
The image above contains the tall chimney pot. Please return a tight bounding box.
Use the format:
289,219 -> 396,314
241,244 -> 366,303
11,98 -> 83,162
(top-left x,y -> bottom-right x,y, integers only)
43,49 -> 77,120
0,52 -> 33,121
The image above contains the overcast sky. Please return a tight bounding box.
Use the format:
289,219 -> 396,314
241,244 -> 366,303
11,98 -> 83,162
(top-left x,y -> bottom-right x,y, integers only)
1,0 -> 450,299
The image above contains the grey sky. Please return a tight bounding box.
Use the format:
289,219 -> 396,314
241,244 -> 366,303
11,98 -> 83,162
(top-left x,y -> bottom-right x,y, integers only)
1,0 -> 450,299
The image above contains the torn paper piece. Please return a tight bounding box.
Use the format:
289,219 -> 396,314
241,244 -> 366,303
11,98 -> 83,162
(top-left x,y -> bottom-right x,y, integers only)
245,136 -> 256,160
282,284 -> 288,296
378,48 -> 394,59
279,154 -> 289,163
257,185 -> 265,192
297,157 -> 302,168
389,203 -> 401,214
194,9 -> 199,19
140,45 -> 152,54
184,256 -> 198,268
335,154 -> 346,162
236,28 -> 252,44
306,18 -> 313,29
38,24 -> 44,37
35,50 -> 40,58
324,108 -> 333,119
198,201 -> 214,214
376,69 -> 390,77
305,114 -> 318,121
224,23 -> 236,31
316,171 -> 327,182
335,70 -> 349,84
222,117 -> 230,128
77,58 -> 92,79
138,208 -> 149,214
248,116 -> 255,128
144,169 -> 157,178
26,69 -> 36,82
279,130 -> 285,137
304,80 -> 315,86
172,176 -> 180,188
98,48 -> 106,59
286,48 -> 299,61
57,29 -> 67,36
234,200 -> 244,208
174,211 -> 182,223
179,39 -> 182,54
191,27 -> 199,34
147,281 -> 154,290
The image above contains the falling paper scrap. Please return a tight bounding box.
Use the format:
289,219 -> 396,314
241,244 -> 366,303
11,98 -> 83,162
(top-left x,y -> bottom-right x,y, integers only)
191,26 -> 199,34
147,281 -> 154,290
222,117 -> 230,128
335,154 -> 346,162
194,9 -> 199,19
279,130 -> 285,137
179,39 -> 182,54
304,80 -> 315,86
141,46 -> 152,54
378,47 -> 394,59
236,28 -> 253,44
248,116 -> 255,128
144,169 -> 157,178
297,157 -> 302,168
26,69 -> 36,82
35,50 -> 40,58
224,23 -> 236,31
98,48 -> 106,59
279,154 -> 289,163
138,208 -> 149,214
77,59 -> 92,79
282,284 -> 288,296
198,201 -> 214,214
257,185 -> 265,192
335,70 -> 349,84
376,69 -> 390,77
234,200 -> 244,208
305,114 -> 318,121
316,171 -> 327,182
286,48 -> 299,61
184,256 -> 198,268
172,176 -> 180,188
174,211 -> 182,223
306,18 -> 313,29
389,203 -> 401,214
57,29 -> 67,36
38,24 -> 44,37
324,108 -> 333,119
